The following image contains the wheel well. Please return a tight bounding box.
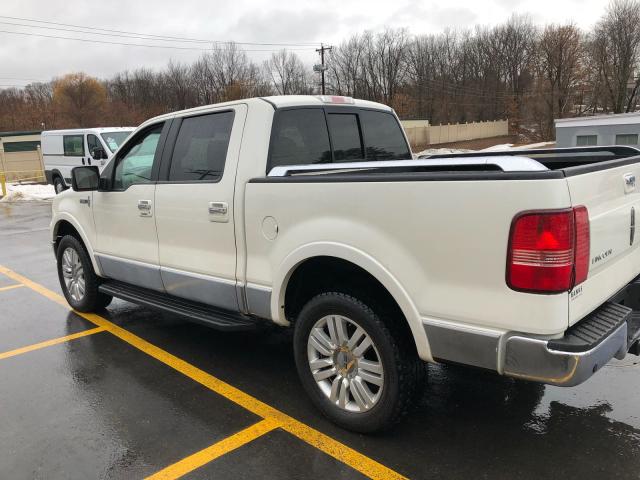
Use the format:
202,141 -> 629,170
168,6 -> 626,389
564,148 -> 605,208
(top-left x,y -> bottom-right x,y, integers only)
54,220 -> 82,252
284,256 -> 415,349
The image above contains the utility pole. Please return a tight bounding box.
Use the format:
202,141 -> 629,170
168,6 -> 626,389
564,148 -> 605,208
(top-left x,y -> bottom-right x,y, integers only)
314,43 -> 332,95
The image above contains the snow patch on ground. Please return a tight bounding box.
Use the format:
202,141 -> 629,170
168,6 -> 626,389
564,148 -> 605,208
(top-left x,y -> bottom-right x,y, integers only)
0,183 -> 56,202
480,141 -> 555,151
417,147 -> 475,156
418,142 -> 555,157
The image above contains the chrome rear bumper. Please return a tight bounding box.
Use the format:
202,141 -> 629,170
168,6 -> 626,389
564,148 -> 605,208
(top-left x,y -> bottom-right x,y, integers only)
502,321 -> 632,387
423,294 -> 640,387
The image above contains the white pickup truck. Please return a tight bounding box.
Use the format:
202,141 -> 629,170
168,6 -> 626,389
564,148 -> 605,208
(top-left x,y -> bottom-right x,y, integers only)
50,95 -> 640,432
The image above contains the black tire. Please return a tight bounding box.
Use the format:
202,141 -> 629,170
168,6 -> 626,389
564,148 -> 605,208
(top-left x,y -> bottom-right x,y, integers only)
293,292 -> 423,433
56,235 -> 112,312
53,176 -> 66,194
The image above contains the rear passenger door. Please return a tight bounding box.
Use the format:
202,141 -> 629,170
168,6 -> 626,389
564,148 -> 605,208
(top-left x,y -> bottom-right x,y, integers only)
154,105 -> 247,311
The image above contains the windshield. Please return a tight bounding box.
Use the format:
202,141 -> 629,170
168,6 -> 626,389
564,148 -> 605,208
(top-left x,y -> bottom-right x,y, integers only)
100,131 -> 133,153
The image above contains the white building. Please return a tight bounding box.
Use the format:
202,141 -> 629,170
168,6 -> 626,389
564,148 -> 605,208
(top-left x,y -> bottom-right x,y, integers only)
555,112 -> 640,148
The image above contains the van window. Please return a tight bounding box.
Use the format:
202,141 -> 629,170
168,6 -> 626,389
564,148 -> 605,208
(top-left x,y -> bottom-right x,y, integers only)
269,109 -> 331,169
63,135 -> 85,156
168,111 -> 234,182
360,111 -> 411,160
327,113 -> 364,162
87,134 -> 102,157
101,131 -> 131,152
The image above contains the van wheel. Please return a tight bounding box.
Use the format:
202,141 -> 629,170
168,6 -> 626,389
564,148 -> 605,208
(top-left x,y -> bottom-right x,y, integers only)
293,292 -> 423,433
56,235 -> 112,312
53,176 -> 66,194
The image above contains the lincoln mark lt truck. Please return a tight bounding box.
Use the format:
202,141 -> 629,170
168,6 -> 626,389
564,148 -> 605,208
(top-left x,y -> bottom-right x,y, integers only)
51,95 -> 640,432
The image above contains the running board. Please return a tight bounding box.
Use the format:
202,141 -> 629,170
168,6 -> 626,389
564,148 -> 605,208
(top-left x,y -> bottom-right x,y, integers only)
98,280 -> 261,331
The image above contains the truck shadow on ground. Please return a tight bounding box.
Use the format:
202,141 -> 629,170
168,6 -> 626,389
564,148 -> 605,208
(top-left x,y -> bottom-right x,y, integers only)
69,303 -> 640,479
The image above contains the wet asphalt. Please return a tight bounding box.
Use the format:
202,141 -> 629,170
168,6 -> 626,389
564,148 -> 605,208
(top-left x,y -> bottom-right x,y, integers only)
0,201 -> 639,479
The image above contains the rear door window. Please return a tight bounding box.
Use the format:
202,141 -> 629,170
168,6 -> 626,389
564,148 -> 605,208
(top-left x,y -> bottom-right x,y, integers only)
327,113 -> 364,162
269,109 -> 331,169
168,111 -> 234,182
360,110 -> 411,160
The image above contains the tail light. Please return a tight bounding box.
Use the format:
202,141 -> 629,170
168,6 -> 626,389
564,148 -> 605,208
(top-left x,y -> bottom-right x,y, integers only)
507,207 -> 590,293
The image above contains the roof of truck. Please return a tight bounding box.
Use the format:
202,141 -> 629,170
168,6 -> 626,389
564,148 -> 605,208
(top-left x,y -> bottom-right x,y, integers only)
42,127 -> 135,135
139,95 -> 393,129
260,95 -> 393,110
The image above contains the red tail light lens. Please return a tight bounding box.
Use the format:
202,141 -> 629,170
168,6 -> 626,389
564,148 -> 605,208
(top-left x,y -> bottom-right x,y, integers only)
573,206 -> 590,285
507,207 -> 590,293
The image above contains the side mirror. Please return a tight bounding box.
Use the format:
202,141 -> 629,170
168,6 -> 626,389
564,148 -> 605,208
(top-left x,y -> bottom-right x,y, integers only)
71,166 -> 100,192
91,147 -> 107,160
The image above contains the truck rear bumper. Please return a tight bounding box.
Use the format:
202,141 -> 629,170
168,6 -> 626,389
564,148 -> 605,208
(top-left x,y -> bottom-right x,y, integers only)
503,305 -> 639,386
423,282 -> 640,387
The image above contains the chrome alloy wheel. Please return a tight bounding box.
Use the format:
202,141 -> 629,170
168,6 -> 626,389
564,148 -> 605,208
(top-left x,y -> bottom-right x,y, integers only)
307,315 -> 384,413
61,247 -> 85,302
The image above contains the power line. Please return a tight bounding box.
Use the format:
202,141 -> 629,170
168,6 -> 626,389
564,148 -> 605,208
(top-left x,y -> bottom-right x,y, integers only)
0,29 -> 317,52
0,76 -> 44,81
0,15 -> 319,47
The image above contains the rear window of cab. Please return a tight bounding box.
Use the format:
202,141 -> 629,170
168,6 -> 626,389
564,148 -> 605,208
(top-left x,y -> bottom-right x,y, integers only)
268,108 -> 410,172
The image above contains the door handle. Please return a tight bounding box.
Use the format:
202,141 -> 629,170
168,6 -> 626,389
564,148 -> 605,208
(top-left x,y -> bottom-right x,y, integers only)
208,202 -> 228,222
138,199 -> 152,217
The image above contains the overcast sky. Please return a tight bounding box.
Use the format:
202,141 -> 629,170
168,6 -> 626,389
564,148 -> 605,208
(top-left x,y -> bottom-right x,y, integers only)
0,0 -> 611,87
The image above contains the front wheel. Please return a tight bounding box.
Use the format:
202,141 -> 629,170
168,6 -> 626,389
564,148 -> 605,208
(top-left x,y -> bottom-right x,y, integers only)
293,292 -> 423,433
53,176 -> 66,194
56,235 -> 112,312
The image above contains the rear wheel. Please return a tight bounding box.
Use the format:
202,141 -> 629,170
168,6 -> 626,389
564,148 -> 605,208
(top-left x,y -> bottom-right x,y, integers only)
56,235 -> 112,312
293,292 -> 423,433
53,176 -> 66,194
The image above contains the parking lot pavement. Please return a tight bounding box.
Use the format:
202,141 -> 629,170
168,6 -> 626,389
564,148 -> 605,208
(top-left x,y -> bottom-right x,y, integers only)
1,201 -> 640,480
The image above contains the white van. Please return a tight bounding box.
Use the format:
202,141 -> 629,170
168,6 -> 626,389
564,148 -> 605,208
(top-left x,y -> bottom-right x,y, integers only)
42,127 -> 135,193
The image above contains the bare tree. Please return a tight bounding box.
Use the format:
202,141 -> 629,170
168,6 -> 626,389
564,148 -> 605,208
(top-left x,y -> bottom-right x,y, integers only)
264,50 -> 311,94
590,0 -> 640,113
536,24 -> 584,134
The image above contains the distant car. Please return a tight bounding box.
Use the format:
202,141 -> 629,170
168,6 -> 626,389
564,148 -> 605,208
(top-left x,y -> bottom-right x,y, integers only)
42,127 -> 135,193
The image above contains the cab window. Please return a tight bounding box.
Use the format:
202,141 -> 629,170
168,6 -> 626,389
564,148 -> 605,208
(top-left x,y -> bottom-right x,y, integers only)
113,124 -> 163,190
360,111 -> 411,160
269,109 -> 332,169
168,111 -> 234,182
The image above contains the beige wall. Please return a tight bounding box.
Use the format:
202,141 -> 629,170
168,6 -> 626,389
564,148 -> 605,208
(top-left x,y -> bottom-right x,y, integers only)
0,134 -> 45,182
402,120 -> 509,147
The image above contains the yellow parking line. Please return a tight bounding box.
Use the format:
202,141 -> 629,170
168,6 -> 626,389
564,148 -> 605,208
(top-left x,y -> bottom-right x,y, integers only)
0,327 -> 106,360
146,418 -> 280,480
0,265 -> 406,480
0,284 -> 24,292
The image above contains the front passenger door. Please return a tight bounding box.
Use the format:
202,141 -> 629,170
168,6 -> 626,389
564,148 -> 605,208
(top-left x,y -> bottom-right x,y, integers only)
92,122 -> 168,291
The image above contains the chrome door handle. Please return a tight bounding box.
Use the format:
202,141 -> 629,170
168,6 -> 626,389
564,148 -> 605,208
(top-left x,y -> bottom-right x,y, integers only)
138,199 -> 152,217
208,202 -> 228,222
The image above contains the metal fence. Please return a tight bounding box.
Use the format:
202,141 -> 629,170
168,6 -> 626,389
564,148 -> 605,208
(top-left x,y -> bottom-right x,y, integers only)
402,119 -> 509,147
0,145 -> 46,183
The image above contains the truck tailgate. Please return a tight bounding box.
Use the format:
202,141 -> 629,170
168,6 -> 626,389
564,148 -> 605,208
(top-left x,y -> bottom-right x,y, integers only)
567,161 -> 640,326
